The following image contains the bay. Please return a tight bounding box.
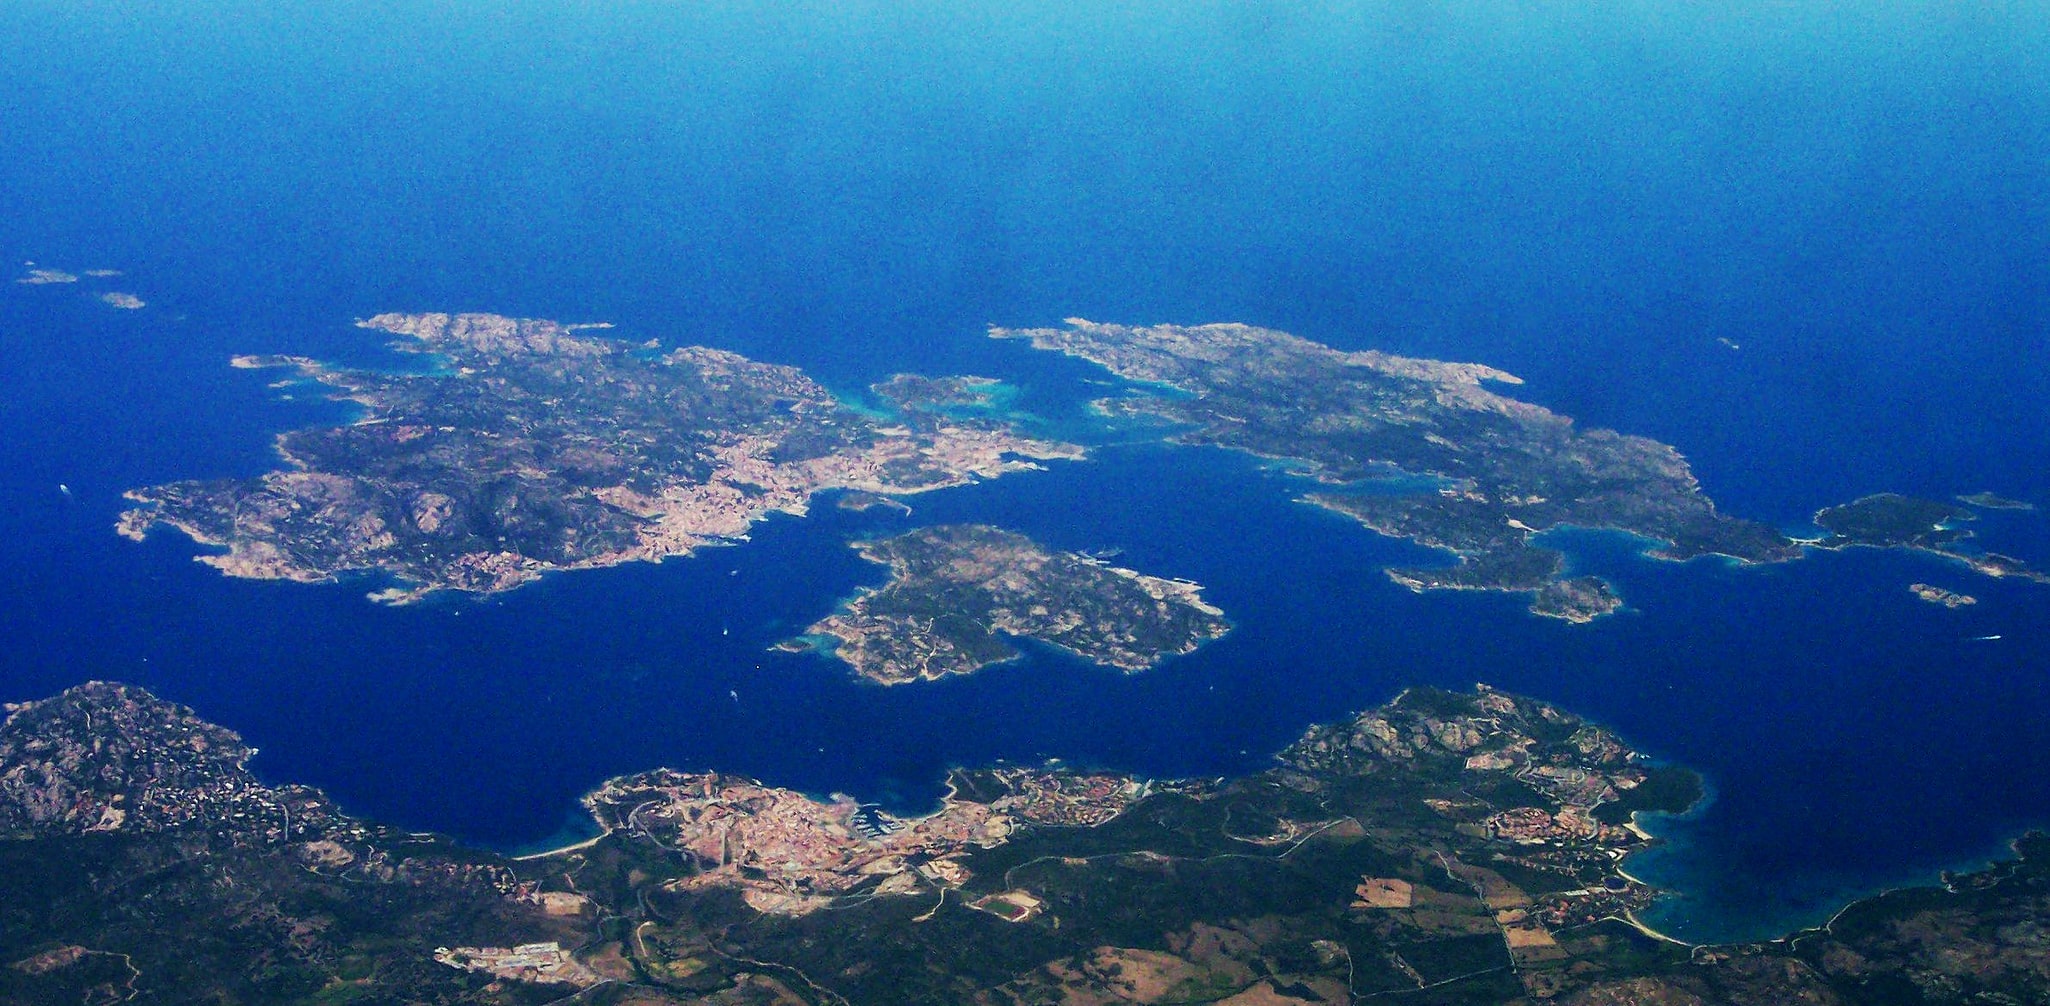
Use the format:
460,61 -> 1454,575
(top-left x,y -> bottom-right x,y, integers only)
2,0 -> 2046,944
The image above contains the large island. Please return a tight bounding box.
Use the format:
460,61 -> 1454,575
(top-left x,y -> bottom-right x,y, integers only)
786,524 -> 1231,684
991,319 -> 1801,621
117,313 -> 1081,603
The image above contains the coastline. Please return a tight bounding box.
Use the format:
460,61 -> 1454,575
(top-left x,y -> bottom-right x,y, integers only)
509,825 -> 612,862
1618,787 -> 2040,948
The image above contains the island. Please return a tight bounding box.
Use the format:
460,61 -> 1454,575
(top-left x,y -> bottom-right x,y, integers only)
1814,493 -> 1976,550
866,372 -> 1014,413
117,313 -> 1082,603
1957,491 -> 2035,511
13,266 -> 76,284
991,319 -> 1800,622
1812,493 -> 2049,583
833,490 -> 912,515
8,679 -> 2049,1004
784,524 -> 1231,683
1910,583 -> 1977,608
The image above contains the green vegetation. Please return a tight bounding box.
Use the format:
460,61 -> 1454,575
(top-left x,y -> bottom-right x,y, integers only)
796,524 -> 1229,683
993,320 -> 1800,621
1593,766 -> 1704,825
120,313 -> 1077,602
7,681 -> 2049,1004
1809,493 -> 2049,584
1814,493 -> 1974,549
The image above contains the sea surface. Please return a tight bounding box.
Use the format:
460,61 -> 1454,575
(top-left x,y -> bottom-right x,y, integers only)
2,1 -> 2047,944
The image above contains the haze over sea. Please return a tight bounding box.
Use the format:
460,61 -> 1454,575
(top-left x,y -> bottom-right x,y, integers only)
3,2 -> 2047,943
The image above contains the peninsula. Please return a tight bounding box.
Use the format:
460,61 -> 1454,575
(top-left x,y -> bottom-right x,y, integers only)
0,683 -> 593,1000
992,320 -> 1799,621
787,524 -> 1230,683
117,313 -> 1081,602
7,681 -> 2050,1004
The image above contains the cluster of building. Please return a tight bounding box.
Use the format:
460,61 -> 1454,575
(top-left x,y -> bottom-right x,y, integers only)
993,769 -> 1145,827
582,765 -> 1146,917
1530,881 -> 1654,931
0,683 -> 350,847
1483,805 -> 1599,844
1516,762 -> 1623,812
432,942 -> 596,987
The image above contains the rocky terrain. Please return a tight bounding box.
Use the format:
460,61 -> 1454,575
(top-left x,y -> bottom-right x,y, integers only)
789,524 -> 1230,683
119,313 -> 1081,603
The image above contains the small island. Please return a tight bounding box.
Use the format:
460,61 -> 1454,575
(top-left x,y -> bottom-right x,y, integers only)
866,372 -> 1012,412
1812,493 -> 2048,583
1958,491 -> 2035,511
1814,493 -> 1975,550
1909,583 -> 1977,608
786,524 -> 1230,683
13,266 -> 77,285
117,313 -> 1081,603
992,319 -> 1798,621
833,490 -> 912,515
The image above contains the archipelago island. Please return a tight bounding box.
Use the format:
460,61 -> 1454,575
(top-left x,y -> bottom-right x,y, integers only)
1909,583 -> 1977,608
990,320 -> 1801,622
782,524 -> 1231,684
990,320 -> 2049,620
1957,491 -> 2035,511
8,680 -> 2050,1004
1809,493 -> 2048,583
117,313 -> 1081,603
113,311 -> 2045,625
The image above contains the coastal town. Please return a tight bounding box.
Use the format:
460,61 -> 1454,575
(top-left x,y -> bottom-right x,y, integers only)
7,679 -> 2050,1003
582,765 -> 1147,916
118,312 -> 1082,603
554,680 -> 1694,1001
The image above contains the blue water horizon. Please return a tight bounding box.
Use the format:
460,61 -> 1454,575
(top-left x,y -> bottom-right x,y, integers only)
3,1 -> 2048,946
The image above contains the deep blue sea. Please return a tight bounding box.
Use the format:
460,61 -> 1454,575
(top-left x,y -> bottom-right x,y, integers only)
3,2 -> 2047,944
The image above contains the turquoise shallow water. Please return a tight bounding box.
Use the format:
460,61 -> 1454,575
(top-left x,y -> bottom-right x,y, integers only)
2,2 -> 2048,945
